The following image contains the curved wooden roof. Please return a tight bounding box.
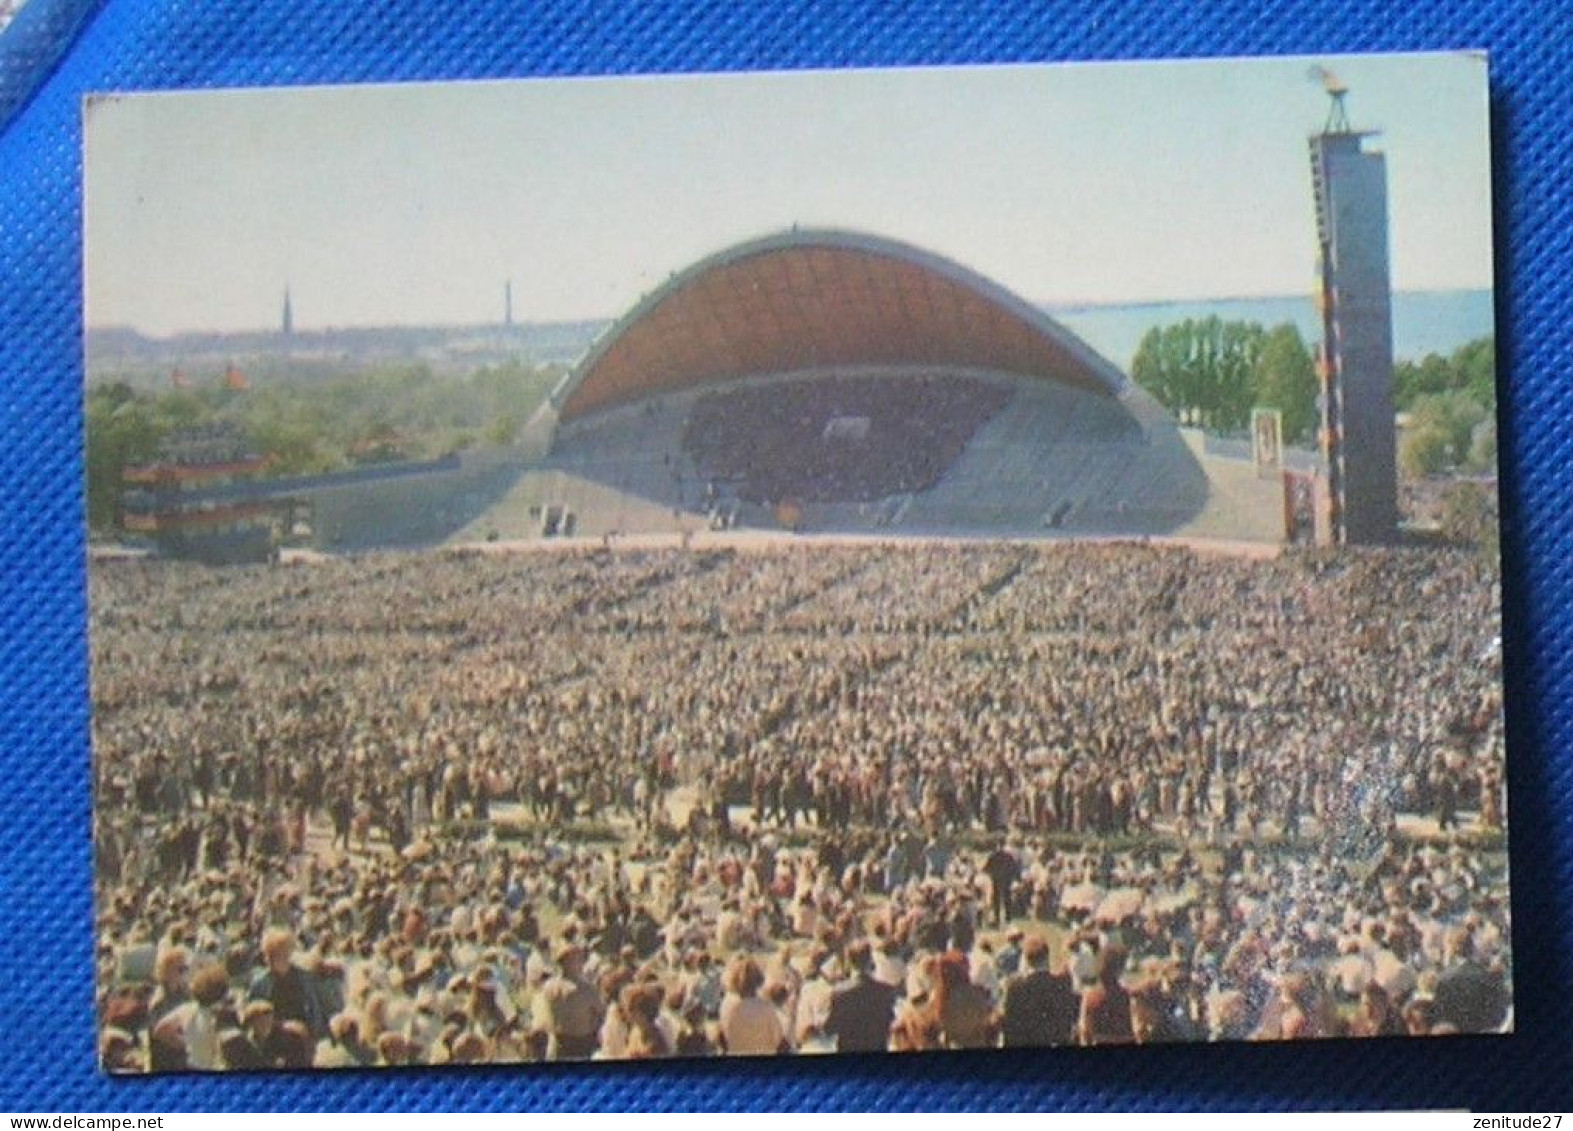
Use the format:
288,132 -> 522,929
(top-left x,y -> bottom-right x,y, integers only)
555,230 -> 1127,421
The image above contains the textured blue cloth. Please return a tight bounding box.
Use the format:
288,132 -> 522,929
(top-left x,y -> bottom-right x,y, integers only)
1,0 -> 1568,1111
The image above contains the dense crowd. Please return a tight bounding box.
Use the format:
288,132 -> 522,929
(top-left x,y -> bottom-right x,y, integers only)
684,376 -> 1011,505
91,540 -> 1511,1071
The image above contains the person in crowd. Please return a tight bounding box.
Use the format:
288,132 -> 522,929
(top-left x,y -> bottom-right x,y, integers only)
541,944 -> 606,1061
824,939 -> 899,1054
222,1000 -> 299,1069
147,945 -> 191,1027
248,928 -> 327,1044
931,951 -> 997,1050
1078,944 -> 1135,1046
155,963 -> 229,1071
1000,934 -> 1078,1049
718,956 -> 787,1056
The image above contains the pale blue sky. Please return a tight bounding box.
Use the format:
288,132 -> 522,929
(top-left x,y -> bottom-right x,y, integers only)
83,52 -> 1493,336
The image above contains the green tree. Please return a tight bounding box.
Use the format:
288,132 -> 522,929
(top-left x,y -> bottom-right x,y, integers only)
485,412 -> 522,446
1131,317 -> 1265,432
1131,325 -> 1180,417
1399,423 -> 1453,478
1467,418 -> 1497,473
1456,337 -> 1497,412
86,356 -> 563,520
1252,323 -> 1318,444
1393,337 -> 1496,412
244,410 -> 334,476
442,429 -> 478,457
156,390 -> 207,431
84,386 -> 168,530
1400,391 -> 1487,479
1394,353 -> 1454,410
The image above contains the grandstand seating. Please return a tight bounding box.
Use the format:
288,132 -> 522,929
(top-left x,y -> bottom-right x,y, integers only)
682,375 -> 1011,505
450,369 -> 1272,543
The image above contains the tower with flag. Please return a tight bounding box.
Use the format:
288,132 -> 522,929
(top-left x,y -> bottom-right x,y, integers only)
1307,67 -> 1399,544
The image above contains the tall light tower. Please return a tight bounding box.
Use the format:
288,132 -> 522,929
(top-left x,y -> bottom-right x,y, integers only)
1308,67 -> 1399,544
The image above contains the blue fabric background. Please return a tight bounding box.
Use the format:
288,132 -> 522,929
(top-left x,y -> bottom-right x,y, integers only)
1,0 -> 1567,1111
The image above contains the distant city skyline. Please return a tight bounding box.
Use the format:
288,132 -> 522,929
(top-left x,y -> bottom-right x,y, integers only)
84,53 -> 1494,337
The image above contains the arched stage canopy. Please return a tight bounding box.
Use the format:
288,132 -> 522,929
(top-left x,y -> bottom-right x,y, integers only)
554,230 -> 1129,422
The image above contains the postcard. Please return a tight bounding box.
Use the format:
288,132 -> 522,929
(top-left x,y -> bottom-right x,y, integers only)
85,52 -> 1508,1072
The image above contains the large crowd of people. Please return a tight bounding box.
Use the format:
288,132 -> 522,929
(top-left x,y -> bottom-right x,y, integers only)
684,376 -> 1011,505
91,539 -> 1511,1071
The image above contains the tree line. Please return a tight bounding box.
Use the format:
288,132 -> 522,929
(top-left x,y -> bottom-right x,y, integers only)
1130,318 -> 1497,478
85,361 -> 559,531
1393,338 -> 1496,478
1131,318 -> 1318,442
